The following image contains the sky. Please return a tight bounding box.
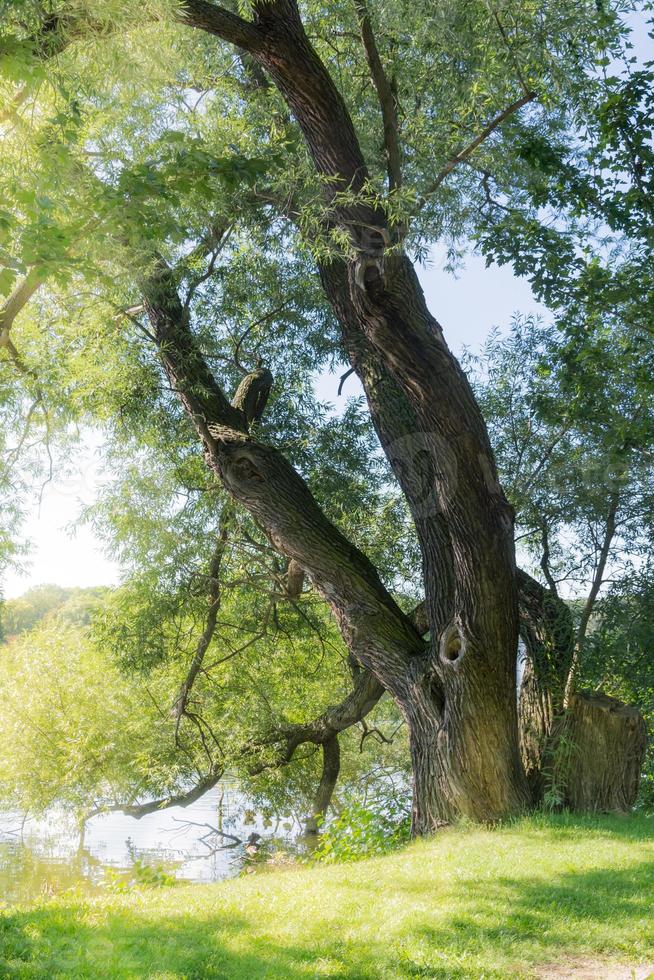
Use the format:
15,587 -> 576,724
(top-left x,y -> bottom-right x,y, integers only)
3,250 -> 546,599
4,9 -> 650,600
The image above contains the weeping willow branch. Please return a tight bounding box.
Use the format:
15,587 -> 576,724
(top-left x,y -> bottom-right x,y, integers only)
85,765 -> 225,821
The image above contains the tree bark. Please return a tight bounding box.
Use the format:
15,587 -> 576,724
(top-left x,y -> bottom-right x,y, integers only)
319,261 -> 529,827
406,674 -> 529,831
516,568 -> 574,798
305,736 -> 340,834
238,3 -> 529,824
564,692 -> 647,812
141,259 -> 426,693
140,255 -> 529,828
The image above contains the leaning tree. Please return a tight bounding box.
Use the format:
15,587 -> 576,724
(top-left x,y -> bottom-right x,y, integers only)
0,0 -> 647,831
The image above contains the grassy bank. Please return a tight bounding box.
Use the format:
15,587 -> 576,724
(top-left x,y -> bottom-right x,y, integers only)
1,813 -> 653,979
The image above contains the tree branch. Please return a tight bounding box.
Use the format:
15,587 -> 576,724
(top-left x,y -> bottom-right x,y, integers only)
85,765 -> 224,820
7,3 -> 263,60
231,367 -> 274,425
564,489 -> 620,706
0,272 -> 43,349
276,667 -> 385,758
88,666 -> 383,823
420,91 -> 536,202
139,253 -> 427,700
353,0 -> 402,191
539,520 -> 559,597
172,511 -> 233,725
305,735 -> 340,833
179,1 -> 263,52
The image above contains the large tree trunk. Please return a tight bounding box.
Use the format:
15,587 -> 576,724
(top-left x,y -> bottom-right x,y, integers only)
406,679 -> 529,831
151,0 -> 532,829
305,736 -> 341,834
141,258 -> 529,830
397,558 -> 528,829
564,692 -> 647,812
318,258 -> 529,826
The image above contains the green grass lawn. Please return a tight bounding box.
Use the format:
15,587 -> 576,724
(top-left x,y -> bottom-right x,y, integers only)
1,813 -> 653,979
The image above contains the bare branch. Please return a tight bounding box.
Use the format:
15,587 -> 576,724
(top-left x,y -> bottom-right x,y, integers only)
85,765 -> 224,821
564,489 -> 621,706
337,366 -> 355,396
181,225 -> 233,310
169,817 -> 243,849
539,520 -> 559,598
232,302 -> 290,373
265,667 -> 385,765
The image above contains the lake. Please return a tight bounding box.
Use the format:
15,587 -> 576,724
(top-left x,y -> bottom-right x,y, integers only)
0,783 -> 307,906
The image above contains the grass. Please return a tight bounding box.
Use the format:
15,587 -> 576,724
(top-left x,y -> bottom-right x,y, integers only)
1,813 -> 653,979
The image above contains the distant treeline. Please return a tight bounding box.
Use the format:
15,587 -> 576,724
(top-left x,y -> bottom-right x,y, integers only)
0,585 -> 109,640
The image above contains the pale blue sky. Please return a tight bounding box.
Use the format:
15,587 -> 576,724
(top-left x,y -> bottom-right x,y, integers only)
4,250 -> 546,599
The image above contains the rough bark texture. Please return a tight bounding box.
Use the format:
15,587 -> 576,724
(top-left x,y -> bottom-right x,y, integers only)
141,259 -> 426,684
516,569 -> 574,799
305,736 -> 341,834
564,692 -> 647,812
285,559 -> 305,599
319,258 -> 529,828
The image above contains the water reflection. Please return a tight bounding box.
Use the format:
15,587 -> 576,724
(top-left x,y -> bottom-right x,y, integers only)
0,783 -> 306,906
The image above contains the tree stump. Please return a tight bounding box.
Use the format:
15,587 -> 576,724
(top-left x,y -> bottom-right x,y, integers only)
565,692 -> 648,812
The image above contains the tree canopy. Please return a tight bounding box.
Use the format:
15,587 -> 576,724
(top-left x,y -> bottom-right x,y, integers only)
0,0 -> 651,830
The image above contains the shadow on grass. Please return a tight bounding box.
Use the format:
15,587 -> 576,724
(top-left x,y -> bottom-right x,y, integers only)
1,848 -> 653,978
502,811 -> 654,843
390,860 -> 654,978
0,905 -> 334,980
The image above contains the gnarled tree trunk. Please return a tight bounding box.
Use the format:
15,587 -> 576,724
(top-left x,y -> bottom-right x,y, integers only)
17,0 -> 646,831
143,0 -> 533,830
305,736 -> 341,834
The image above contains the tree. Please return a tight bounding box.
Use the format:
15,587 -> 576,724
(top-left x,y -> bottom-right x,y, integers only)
470,316 -> 652,807
0,0 -> 640,830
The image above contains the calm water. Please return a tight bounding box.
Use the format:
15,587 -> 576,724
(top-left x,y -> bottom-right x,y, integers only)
0,784 -> 306,906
